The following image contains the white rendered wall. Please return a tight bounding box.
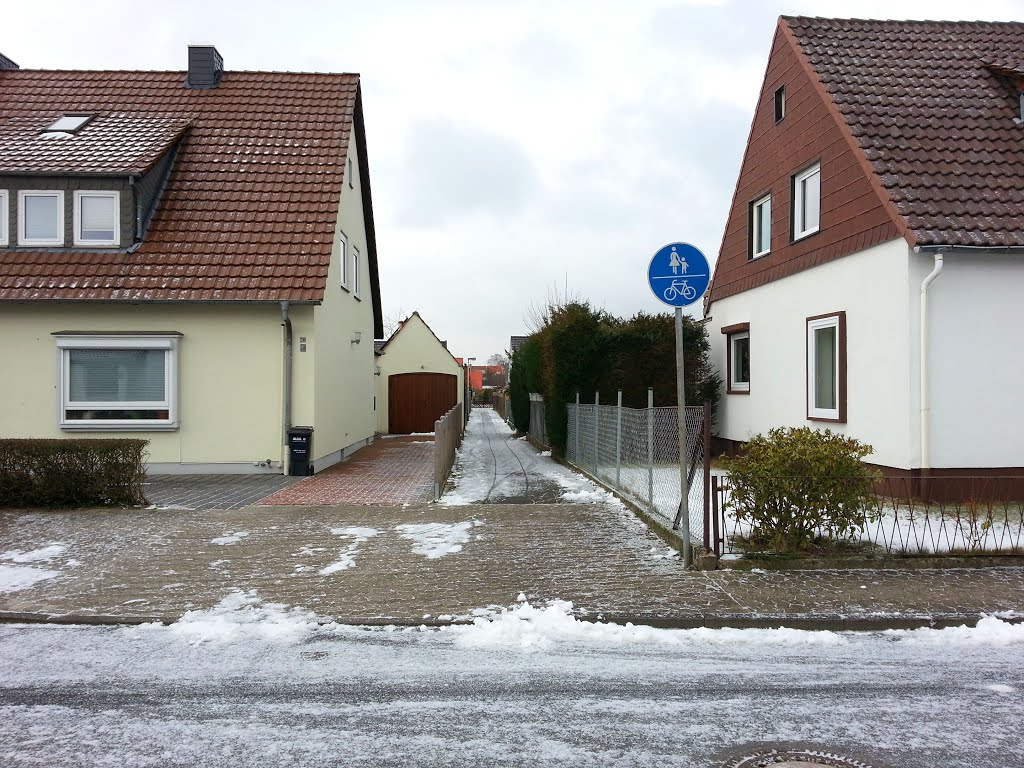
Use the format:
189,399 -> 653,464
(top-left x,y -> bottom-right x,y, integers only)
312,126 -> 378,467
914,251 -> 1024,468
708,237 -> 915,468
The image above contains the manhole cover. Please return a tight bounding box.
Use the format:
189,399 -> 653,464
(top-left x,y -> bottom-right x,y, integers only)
719,749 -> 876,768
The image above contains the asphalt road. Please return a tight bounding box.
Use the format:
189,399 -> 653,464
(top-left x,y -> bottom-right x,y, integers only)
1,619 -> 1021,767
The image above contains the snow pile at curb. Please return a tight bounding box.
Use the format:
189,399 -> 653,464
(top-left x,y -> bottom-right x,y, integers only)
885,615 -> 1024,646
447,599 -> 848,651
132,590 -> 330,646
396,521 -> 483,559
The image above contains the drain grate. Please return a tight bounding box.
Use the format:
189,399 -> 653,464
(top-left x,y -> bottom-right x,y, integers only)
719,749 -> 876,768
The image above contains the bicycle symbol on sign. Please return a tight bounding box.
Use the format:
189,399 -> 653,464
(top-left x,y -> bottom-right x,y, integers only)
663,280 -> 697,301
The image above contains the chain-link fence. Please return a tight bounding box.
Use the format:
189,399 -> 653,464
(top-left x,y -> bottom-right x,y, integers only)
566,397 -> 709,548
528,393 -> 549,447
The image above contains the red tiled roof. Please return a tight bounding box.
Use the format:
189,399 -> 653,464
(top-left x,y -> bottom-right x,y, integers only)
785,16 -> 1024,248
0,114 -> 191,175
0,69 -> 363,302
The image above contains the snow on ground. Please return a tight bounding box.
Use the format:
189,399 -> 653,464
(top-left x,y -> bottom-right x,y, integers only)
396,521 -> 483,559
1,544 -> 66,563
210,531 -> 250,546
319,527 -> 379,574
0,564 -> 61,593
0,544 -> 69,593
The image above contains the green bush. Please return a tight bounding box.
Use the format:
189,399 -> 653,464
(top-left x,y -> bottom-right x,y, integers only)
0,438 -> 148,508
720,427 -> 879,552
509,335 -> 541,433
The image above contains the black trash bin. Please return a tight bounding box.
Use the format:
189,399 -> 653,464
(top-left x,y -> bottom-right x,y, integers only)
287,426 -> 314,476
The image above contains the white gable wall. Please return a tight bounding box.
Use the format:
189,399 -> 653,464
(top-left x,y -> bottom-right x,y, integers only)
709,237 -> 915,468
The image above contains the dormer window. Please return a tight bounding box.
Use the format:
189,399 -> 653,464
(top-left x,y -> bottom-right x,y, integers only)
74,191 -> 120,246
45,114 -> 94,134
18,191 -> 64,246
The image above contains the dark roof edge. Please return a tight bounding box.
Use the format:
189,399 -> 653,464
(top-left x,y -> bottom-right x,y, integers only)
705,18 -> 787,317
354,83 -> 384,339
914,244 -> 1024,253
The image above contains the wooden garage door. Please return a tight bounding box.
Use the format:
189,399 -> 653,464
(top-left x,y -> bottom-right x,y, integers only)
388,373 -> 458,434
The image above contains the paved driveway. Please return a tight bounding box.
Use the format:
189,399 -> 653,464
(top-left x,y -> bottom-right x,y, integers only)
145,474 -> 301,511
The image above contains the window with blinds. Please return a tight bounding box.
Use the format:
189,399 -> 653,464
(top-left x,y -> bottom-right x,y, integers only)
56,335 -> 179,429
74,191 -> 119,246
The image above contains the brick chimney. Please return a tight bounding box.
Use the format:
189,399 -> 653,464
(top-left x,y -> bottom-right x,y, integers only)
186,45 -> 223,89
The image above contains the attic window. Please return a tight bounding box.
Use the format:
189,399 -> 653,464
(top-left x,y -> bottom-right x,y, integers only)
45,114 -> 94,134
774,86 -> 786,123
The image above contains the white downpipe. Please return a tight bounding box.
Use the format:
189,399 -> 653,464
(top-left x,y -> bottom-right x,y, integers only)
919,252 -> 944,470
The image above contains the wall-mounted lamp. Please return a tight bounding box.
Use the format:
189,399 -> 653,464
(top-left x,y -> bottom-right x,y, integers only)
351,331 -> 362,345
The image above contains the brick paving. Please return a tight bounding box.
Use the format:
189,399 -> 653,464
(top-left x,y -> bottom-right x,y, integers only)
145,474 -> 301,511
1,502 -> 1022,628
256,436 -> 435,506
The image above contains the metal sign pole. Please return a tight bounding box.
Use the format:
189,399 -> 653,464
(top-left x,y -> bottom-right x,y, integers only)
646,241 -> 708,571
673,306 -> 691,567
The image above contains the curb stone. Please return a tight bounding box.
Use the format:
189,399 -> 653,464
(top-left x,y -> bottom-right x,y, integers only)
2,609 -> 1018,632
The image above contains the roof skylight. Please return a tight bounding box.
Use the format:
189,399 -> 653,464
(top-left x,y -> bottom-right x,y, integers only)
45,114 -> 94,133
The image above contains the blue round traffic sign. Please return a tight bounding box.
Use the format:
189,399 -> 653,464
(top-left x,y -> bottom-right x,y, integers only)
647,242 -> 710,307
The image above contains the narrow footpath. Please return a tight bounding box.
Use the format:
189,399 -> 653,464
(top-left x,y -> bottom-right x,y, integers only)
442,406 -> 609,505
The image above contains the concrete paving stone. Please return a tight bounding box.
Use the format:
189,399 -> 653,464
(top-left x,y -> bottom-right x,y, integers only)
257,436 -> 434,507
1,503 -> 1022,627
145,474 -> 301,511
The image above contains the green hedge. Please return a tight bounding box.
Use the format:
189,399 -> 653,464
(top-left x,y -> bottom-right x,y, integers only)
0,439 -> 148,508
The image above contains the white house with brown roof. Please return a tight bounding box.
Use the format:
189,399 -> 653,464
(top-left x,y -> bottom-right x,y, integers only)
0,46 -> 384,475
706,17 -> 1024,496
374,312 -> 464,434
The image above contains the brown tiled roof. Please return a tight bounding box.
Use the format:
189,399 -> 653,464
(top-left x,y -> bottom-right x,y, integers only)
785,16 -> 1024,248
0,69 -> 372,303
0,114 -> 191,175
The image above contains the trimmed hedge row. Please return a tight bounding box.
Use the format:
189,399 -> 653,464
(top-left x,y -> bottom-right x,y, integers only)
0,438 -> 148,508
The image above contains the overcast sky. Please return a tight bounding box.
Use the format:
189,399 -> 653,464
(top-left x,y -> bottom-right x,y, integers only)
6,0 -> 1023,360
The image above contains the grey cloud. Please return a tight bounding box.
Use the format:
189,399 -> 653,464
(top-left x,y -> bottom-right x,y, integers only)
395,118 -> 538,227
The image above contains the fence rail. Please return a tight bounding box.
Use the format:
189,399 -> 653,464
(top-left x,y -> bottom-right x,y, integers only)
712,475 -> 1024,557
566,394 -> 709,548
433,403 -> 465,500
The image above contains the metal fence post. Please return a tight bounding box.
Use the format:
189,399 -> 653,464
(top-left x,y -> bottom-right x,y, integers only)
616,390 -> 622,489
647,387 -> 654,512
574,391 -> 580,464
703,401 -> 711,552
594,391 -> 600,472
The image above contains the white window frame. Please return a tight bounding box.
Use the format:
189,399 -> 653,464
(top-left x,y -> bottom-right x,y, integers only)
750,194 -> 771,259
353,245 -> 361,298
18,190 -> 65,246
793,162 -> 821,240
73,190 -> 120,247
806,313 -> 843,422
729,331 -> 750,393
339,230 -> 350,290
0,190 -> 8,246
56,334 -> 179,431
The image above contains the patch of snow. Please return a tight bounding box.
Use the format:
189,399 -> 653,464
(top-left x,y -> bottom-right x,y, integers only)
986,683 -> 1016,694
0,565 -> 61,592
130,590 -> 330,646
1,544 -> 67,563
446,599 -> 849,652
210,531 -> 250,546
319,527 -> 379,574
396,521 -> 483,559
884,616 -> 1024,647
540,450 -> 552,457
